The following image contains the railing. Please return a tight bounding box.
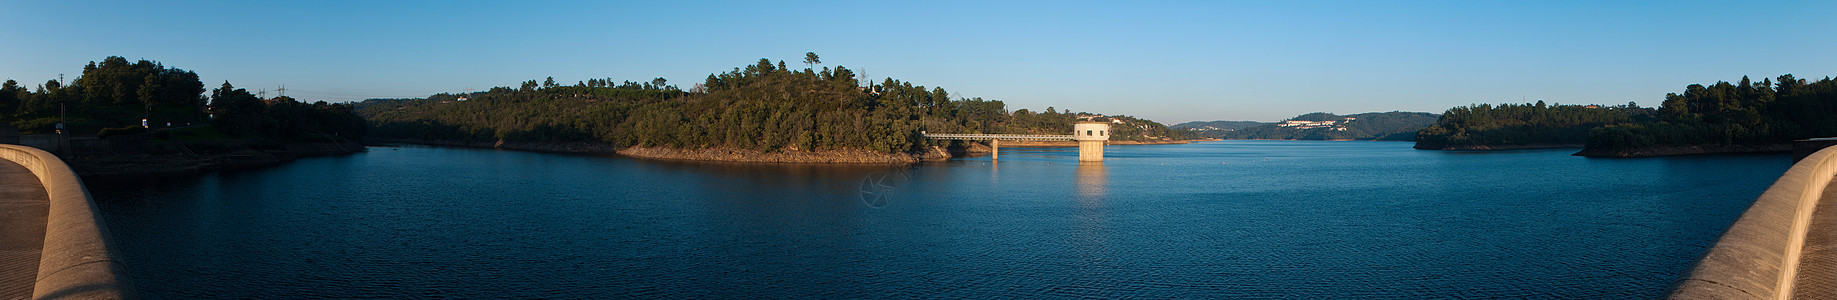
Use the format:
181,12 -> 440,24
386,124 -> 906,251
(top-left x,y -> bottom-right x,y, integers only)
0,144 -> 133,299
1671,145 -> 1837,299
923,133 -> 1074,141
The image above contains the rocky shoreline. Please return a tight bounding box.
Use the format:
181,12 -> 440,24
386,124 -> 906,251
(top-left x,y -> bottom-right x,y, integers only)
371,137 -> 1213,164
618,146 -> 949,164
997,139 -> 1194,147
369,138 -> 952,165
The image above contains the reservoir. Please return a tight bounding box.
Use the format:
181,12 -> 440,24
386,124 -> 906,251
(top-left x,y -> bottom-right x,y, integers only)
88,140 -> 1790,298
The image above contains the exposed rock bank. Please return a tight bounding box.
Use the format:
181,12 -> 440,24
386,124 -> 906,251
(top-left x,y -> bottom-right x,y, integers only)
618,146 -> 949,164
370,138 -> 951,164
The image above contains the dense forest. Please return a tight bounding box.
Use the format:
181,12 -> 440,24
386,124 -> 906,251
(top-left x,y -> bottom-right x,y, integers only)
1414,102 -> 1649,149
1195,111 -> 1438,141
0,56 -> 364,142
360,54 -> 1189,154
1586,75 -> 1837,152
1415,74 -> 1837,153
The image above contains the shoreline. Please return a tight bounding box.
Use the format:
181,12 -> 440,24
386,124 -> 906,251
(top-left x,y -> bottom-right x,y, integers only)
1212,138 -> 1410,142
1571,143 -> 1793,158
367,138 -> 949,165
1414,143 -> 1585,151
998,139 -> 1194,147
72,139 -> 365,179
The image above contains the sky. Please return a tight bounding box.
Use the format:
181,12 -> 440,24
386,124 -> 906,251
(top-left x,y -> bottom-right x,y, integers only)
2,0 -> 1834,123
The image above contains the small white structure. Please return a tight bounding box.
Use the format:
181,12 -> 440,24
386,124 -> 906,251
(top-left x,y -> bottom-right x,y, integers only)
1074,122 -> 1110,162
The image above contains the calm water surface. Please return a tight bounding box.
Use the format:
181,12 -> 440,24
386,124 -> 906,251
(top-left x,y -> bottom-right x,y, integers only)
89,141 -> 1791,298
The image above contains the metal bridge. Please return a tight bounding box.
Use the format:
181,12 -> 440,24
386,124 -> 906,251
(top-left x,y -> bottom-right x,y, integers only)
923,128 -> 1108,162
922,133 -> 1074,141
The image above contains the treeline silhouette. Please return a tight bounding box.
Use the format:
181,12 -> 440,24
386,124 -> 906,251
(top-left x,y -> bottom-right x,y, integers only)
0,56 -> 363,140
361,55 -> 1188,153
1588,75 -> 1837,151
1415,74 -> 1837,152
1415,102 -> 1649,148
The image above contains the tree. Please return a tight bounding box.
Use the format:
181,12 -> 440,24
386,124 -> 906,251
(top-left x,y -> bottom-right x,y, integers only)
803,52 -> 821,71
137,74 -> 160,119
210,81 -> 271,136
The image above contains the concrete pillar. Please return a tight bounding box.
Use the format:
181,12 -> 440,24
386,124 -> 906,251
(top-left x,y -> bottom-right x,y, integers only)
1074,122 -> 1110,162
991,139 -> 999,161
1072,139 -> 1102,161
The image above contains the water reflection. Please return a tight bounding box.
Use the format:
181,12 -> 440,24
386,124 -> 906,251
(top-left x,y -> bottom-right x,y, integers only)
1072,162 -> 1110,282
1076,162 -> 1106,201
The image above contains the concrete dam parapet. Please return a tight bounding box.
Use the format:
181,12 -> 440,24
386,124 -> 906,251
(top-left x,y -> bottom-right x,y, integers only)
1671,145 -> 1837,299
0,144 -> 133,299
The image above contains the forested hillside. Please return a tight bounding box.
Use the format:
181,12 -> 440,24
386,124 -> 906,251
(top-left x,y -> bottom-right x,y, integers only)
1170,120 -> 1266,137
0,56 -> 364,140
1204,111 -> 1437,141
1414,74 -> 1837,155
360,55 -> 1189,155
1414,102 -> 1648,149
1584,75 -> 1837,154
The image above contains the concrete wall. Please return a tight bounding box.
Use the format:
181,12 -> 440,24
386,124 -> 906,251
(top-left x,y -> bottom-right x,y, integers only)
1671,145 -> 1837,299
0,144 -> 132,299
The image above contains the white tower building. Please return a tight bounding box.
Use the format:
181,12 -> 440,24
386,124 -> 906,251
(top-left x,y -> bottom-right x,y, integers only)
1073,122 -> 1110,162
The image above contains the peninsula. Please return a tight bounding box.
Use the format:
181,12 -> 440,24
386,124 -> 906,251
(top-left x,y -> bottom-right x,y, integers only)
1414,74 -> 1837,157
358,54 -> 1195,164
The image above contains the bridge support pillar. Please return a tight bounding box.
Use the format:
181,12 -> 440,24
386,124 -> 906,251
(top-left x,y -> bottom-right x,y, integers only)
991,140 -> 999,161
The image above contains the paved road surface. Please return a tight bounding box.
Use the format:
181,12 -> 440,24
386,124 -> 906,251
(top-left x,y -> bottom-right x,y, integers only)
0,161 -> 47,299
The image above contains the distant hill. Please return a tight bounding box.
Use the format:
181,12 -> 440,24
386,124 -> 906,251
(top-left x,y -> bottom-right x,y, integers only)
1170,120 -> 1268,137
1199,111 -> 1439,141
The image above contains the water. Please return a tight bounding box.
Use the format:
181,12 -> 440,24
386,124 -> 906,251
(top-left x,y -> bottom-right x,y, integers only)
88,140 -> 1792,298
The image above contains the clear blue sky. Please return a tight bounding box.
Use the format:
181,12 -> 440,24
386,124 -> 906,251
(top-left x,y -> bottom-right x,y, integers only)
3,0 -> 1834,123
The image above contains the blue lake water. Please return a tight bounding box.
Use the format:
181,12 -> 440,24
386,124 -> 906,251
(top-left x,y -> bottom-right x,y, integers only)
88,140 -> 1792,298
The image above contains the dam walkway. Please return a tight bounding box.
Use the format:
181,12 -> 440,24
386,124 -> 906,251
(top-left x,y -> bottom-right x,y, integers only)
0,160 -> 48,299
0,143 -> 132,299
1790,173 -> 1837,298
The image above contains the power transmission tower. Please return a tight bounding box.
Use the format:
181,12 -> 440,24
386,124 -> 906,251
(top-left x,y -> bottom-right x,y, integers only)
276,84 -> 286,98
258,88 -> 266,99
